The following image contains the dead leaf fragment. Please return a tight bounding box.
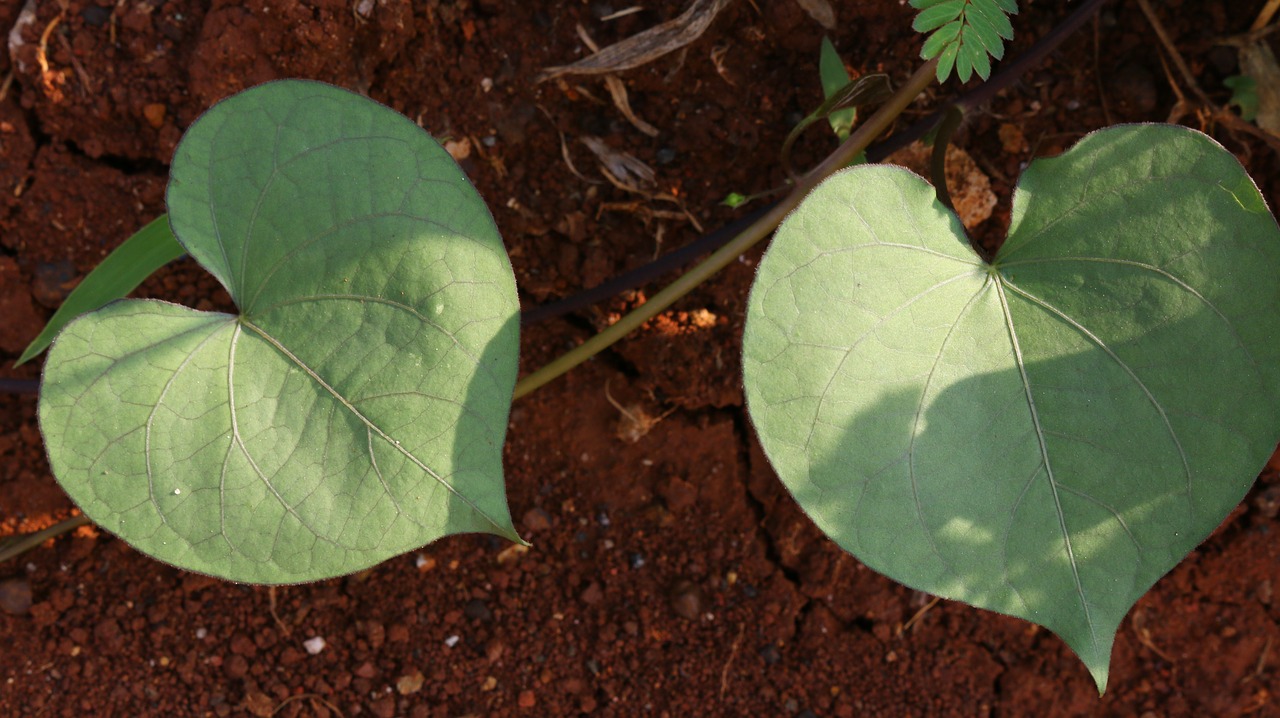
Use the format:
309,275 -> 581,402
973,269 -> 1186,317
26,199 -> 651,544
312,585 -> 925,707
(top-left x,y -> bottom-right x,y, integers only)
793,0 -> 836,29
605,380 -> 675,443
444,137 -> 472,161
998,123 -> 1028,154
538,0 -> 734,82
604,75 -> 660,137
887,141 -> 997,231
1238,40 -> 1280,132
243,691 -> 275,718
580,136 -> 655,186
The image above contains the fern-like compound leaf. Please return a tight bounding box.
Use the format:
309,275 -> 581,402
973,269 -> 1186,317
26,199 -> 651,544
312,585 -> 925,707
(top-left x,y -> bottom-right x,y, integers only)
911,0 -> 1018,82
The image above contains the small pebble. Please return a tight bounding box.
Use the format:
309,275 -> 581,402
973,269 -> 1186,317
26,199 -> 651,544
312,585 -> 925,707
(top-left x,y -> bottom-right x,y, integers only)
668,580 -> 702,620
522,507 -> 552,532
0,577 -> 33,615
759,643 -> 781,666
143,103 -> 167,129
629,553 -> 646,569
303,636 -> 326,655
580,582 -> 604,606
444,635 -> 461,648
464,598 -> 493,622
31,261 -> 77,309
81,5 -> 111,26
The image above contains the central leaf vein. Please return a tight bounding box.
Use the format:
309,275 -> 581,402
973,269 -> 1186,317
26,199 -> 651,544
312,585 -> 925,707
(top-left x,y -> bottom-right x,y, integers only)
1001,279 -> 1193,499
993,277 -> 1098,652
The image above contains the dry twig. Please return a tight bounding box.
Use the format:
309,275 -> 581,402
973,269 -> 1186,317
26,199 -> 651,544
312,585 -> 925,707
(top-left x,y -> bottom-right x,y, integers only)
719,624 -> 746,698
897,595 -> 941,636
1137,0 -> 1280,155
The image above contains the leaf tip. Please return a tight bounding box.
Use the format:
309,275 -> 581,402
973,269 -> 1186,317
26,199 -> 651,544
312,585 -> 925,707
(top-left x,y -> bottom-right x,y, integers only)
1089,662 -> 1110,695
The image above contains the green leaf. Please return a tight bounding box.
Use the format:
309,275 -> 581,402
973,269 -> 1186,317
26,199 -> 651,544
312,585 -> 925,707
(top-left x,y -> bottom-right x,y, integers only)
935,42 -> 961,82
16,215 -> 184,366
967,0 -> 1015,39
955,39 -> 975,83
912,0 -> 964,33
1225,75 -> 1259,122
743,125 -> 1280,692
819,37 -> 856,140
780,73 -> 891,177
39,80 -> 522,584
921,19 -> 963,60
918,0 -> 1014,82
960,31 -> 992,80
992,0 -> 1018,14
962,5 -> 1007,60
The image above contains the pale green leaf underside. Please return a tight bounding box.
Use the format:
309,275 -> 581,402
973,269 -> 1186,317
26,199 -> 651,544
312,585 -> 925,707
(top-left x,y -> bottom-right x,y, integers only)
743,125 -> 1280,691
40,81 -> 520,583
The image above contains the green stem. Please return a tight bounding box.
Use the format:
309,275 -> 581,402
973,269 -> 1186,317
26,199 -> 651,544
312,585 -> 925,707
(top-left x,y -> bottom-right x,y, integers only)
0,514 -> 91,565
512,58 -> 940,401
930,104 -> 965,216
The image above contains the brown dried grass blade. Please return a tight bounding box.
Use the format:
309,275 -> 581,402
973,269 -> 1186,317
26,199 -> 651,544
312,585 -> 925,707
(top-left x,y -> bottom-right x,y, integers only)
538,0 -> 734,82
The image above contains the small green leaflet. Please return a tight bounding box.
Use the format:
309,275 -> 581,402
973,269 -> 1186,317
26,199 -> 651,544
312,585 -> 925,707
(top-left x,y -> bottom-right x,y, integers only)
39,81 -> 522,583
819,37 -> 856,141
1224,75 -> 1259,122
743,124 -> 1280,691
911,0 -> 1018,82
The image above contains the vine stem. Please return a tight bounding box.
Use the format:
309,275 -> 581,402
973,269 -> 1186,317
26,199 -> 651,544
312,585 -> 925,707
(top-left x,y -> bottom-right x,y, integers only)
0,514 -> 91,564
512,58 -> 940,401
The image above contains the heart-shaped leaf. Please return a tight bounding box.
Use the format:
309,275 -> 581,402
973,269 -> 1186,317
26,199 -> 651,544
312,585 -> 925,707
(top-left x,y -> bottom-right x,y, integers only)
743,124 -> 1280,690
39,81 -> 521,583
